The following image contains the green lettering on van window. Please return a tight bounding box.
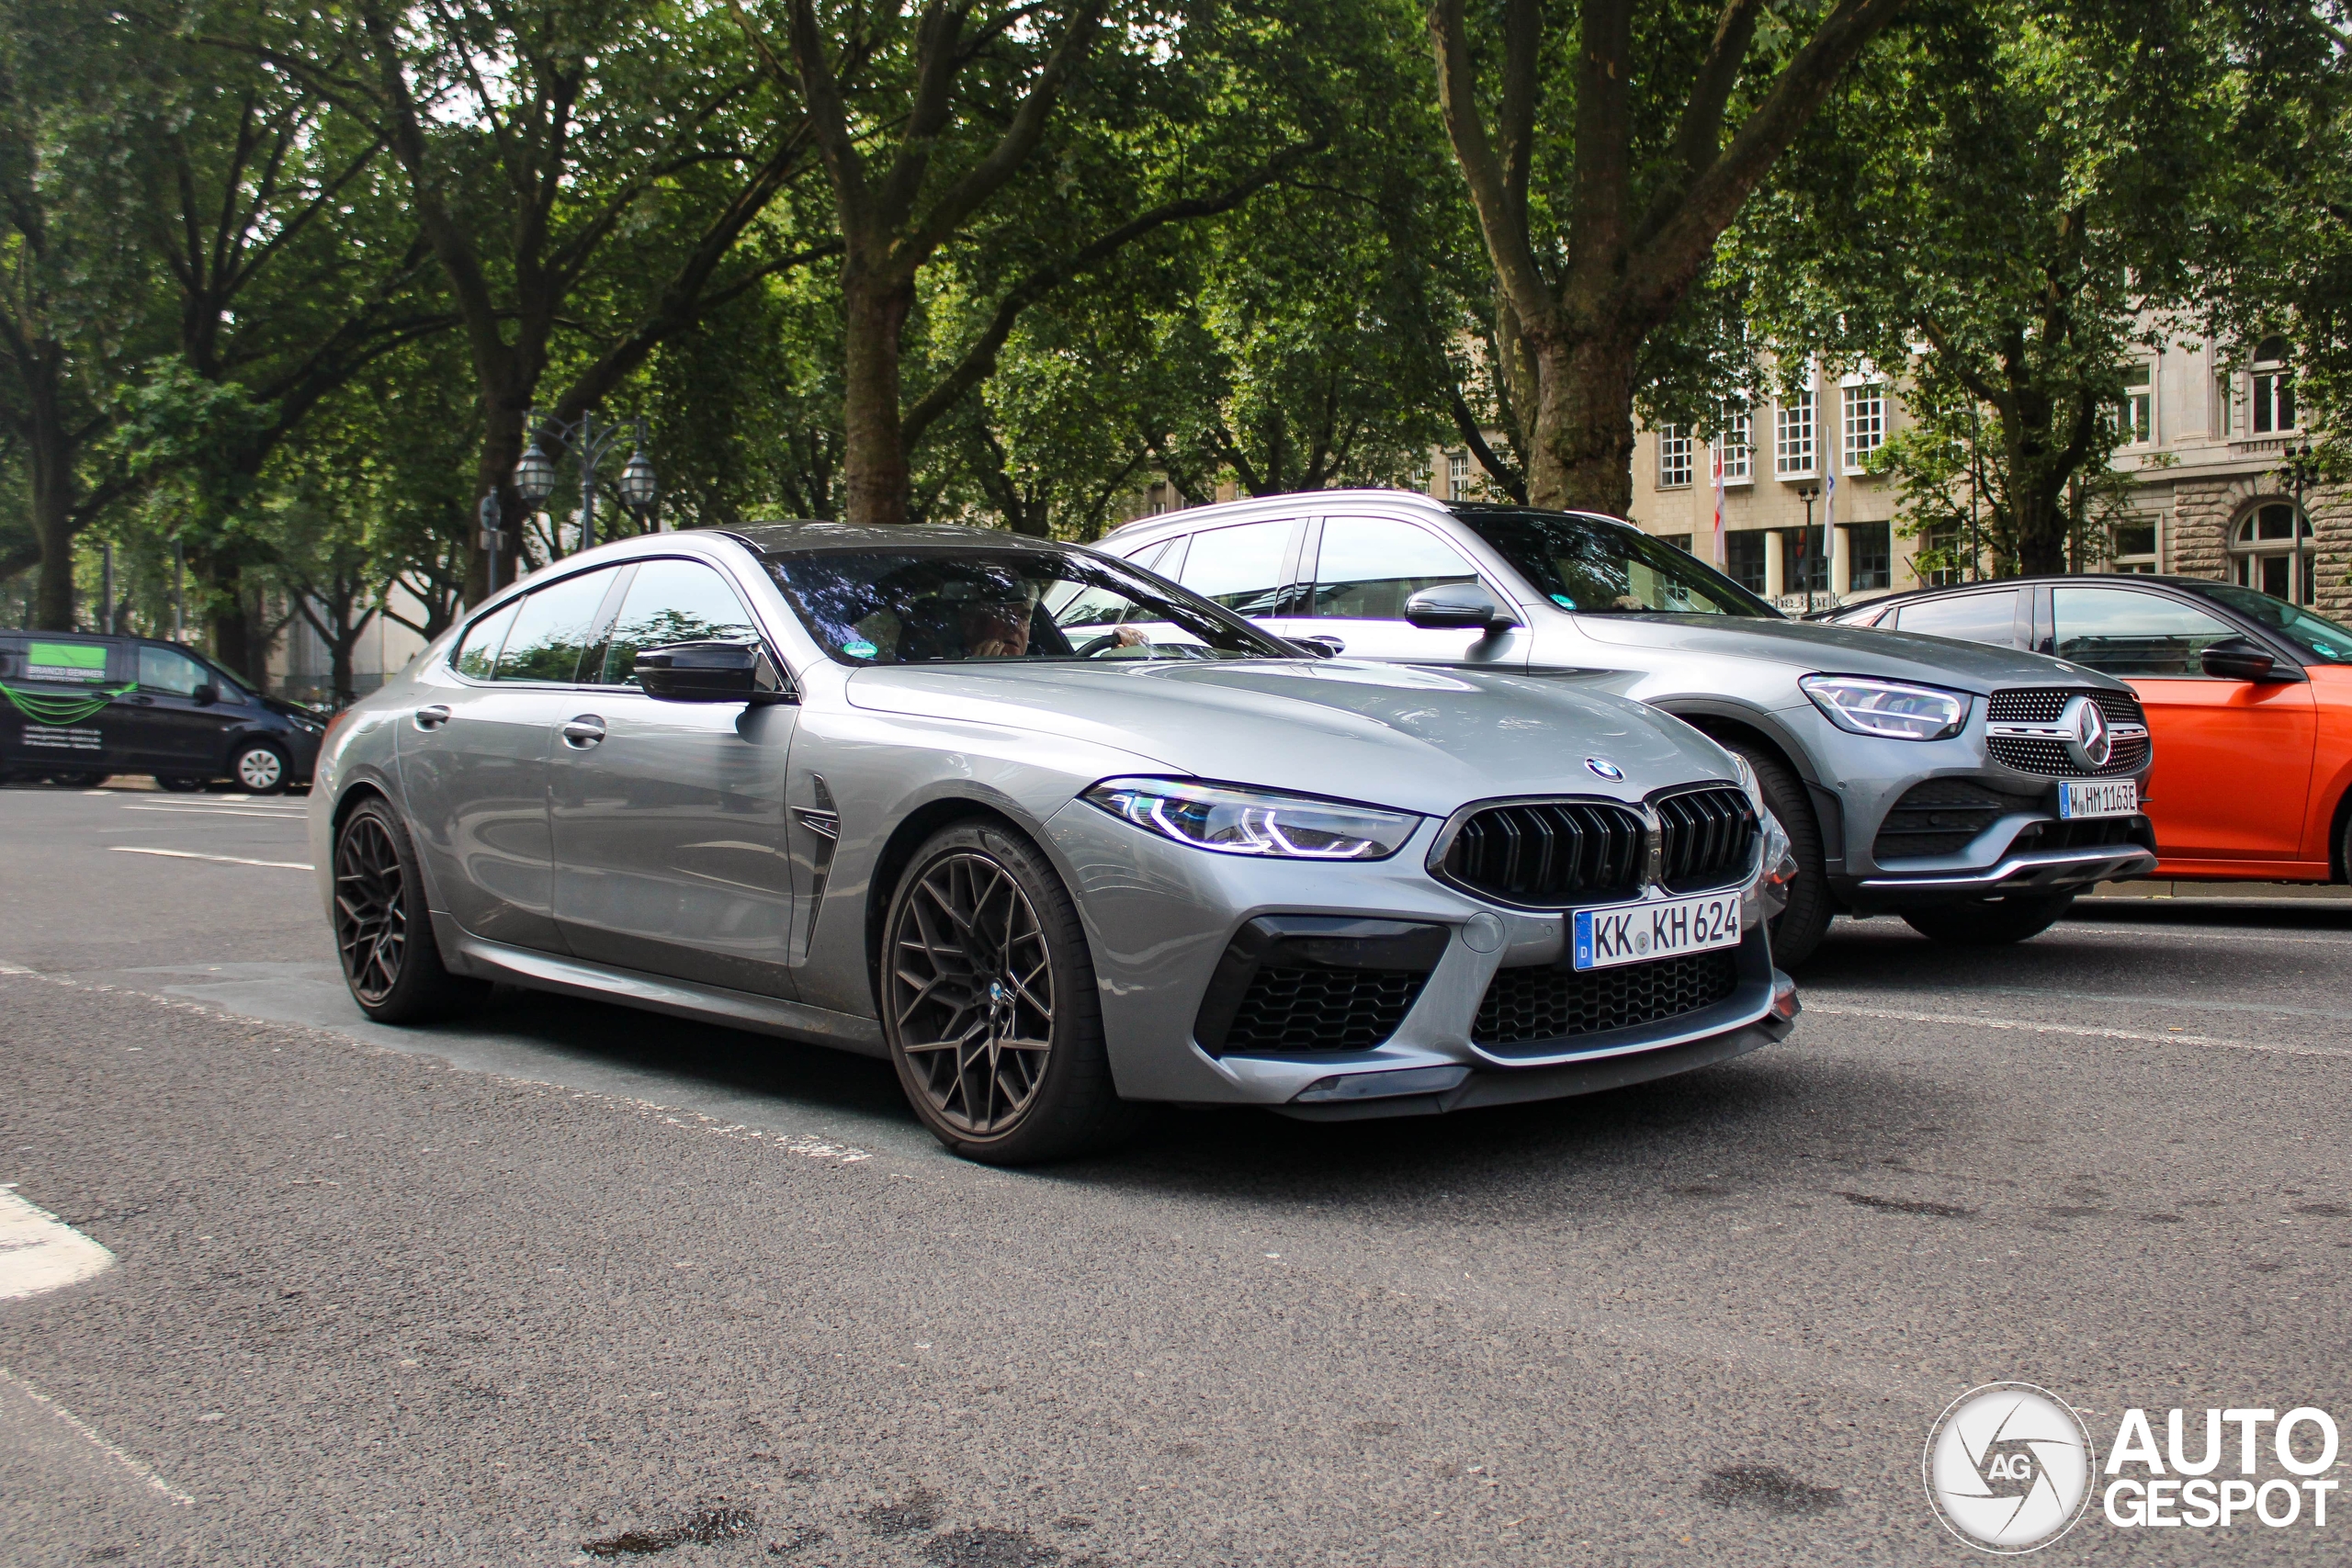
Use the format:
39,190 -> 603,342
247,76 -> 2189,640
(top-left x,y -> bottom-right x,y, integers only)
27,641 -> 108,682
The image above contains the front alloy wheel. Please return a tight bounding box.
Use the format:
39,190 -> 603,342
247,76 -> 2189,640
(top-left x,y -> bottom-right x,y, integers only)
880,825 -> 1136,1163
889,851 -> 1056,1135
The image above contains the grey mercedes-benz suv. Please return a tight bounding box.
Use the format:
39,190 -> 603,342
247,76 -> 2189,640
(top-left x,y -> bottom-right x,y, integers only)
1099,493 -> 2158,962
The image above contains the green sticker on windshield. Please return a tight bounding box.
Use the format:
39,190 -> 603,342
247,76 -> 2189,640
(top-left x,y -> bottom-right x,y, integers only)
1550,594 -> 1577,609
842,639 -> 877,659
27,641 -> 107,682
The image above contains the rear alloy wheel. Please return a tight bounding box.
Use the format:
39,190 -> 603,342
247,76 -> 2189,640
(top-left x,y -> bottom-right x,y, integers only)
881,823 -> 1136,1164
332,796 -> 486,1022
1901,892 -> 2076,946
232,741 -> 290,795
1725,742 -> 1832,967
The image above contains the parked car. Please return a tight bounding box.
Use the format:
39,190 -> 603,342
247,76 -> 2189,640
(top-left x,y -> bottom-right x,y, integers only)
1097,494 -> 2159,957
1824,574 -> 2352,885
311,523 -> 1802,1164
0,631 -> 324,793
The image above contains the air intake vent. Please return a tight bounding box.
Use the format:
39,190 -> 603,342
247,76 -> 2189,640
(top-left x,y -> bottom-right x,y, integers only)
1441,800 -> 1645,908
1654,786 -> 1759,892
1473,949 -> 1741,1048
1218,967 -> 1431,1054
1874,778 -> 2017,860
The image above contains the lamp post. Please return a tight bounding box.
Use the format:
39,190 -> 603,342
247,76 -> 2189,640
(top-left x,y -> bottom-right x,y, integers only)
1796,484 -> 1820,613
511,409 -> 660,559
2277,438 -> 2321,606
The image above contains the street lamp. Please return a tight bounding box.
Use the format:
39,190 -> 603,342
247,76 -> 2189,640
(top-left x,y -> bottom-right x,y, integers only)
510,409 -> 660,558
1796,484 -> 1821,613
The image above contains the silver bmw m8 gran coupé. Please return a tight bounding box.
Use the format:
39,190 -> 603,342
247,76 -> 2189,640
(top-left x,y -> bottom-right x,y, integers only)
311,524 -> 1800,1162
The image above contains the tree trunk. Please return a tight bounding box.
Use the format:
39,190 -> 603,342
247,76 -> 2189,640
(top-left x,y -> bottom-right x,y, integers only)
1528,330 -> 1640,517
841,273 -> 913,526
22,349 -> 79,631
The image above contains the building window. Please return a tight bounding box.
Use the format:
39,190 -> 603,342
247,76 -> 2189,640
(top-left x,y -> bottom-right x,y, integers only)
1657,425 -> 1693,489
1840,382 -> 1886,473
1847,522 -> 1891,592
1447,451 -> 1471,499
1724,531 -> 1768,594
1713,405 -> 1753,485
1917,525 -> 1967,588
2110,516 -> 2158,573
1775,389 -> 1815,478
2119,362 -> 2154,445
1657,533 -> 1692,554
2231,501 -> 2313,604
2251,338 -> 2296,434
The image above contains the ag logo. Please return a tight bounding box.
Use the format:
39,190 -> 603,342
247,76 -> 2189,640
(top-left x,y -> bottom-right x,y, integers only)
1925,1382 -> 2095,1552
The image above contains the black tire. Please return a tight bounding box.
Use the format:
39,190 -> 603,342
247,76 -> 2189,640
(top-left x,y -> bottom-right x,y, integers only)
1725,742 -> 1832,968
48,770 -> 107,788
1901,891 -> 2076,946
332,795 -> 488,1023
156,773 -> 207,794
229,739 -> 290,795
879,821 -> 1140,1165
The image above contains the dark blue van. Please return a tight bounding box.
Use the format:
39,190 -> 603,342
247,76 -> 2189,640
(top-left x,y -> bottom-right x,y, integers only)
0,632 -> 325,793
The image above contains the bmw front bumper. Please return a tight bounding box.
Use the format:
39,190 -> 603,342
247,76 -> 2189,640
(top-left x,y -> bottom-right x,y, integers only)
1042,799 -> 1795,1117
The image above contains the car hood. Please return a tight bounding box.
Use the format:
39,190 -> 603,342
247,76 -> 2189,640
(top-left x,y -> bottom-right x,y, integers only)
843,659 -> 1735,816
1569,614 -> 2131,693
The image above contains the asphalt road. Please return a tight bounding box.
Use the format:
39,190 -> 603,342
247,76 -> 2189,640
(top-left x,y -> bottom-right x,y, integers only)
3,778 -> 2347,1566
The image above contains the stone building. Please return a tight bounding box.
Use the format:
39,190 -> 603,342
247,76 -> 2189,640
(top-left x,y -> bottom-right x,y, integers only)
1617,335 -> 2342,615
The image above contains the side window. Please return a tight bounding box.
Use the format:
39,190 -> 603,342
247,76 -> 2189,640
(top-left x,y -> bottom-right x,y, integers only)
597,558 -> 761,686
1129,536 -> 1180,577
137,645 -> 211,697
1177,519 -> 1293,616
1308,518 -> 1480,619
451,601 -> 523,682
2051,587 -> 2236,677
1894,591 -> 2019,647
492,567 -> 621,684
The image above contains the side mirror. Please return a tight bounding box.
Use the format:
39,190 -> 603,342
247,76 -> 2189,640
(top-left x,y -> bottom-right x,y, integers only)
1291,635 -> 1344,659
634,640 -> 791,704
2199,637 -> 2278,682
1403,581 -> 1518,631
191,683 -> 219,706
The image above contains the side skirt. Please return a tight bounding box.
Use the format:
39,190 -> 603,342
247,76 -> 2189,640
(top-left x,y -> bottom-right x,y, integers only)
433,915 -> 888,1058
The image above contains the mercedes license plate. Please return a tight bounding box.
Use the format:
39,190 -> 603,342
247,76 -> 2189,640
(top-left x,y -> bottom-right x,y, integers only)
1573,892 -> 1743,972
2058,778 -> 2138,819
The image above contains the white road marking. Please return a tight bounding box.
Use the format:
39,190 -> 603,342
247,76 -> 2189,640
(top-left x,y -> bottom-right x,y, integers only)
0,1188 -> 115,1301
119,805 -> 307,820
2060,924 -> 2352,948
107,847 -> 312,871
0,1368 -> 194,1506
1806,1003 -> 2352,1059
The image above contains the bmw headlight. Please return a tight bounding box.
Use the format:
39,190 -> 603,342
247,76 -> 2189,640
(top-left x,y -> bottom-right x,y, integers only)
1082,777 -> 1420,861
1799,674 -> 1970,741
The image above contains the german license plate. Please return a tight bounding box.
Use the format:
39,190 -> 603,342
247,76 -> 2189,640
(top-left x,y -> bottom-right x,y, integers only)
2059,778 -> 2137,819
1572,891 -> 1743,972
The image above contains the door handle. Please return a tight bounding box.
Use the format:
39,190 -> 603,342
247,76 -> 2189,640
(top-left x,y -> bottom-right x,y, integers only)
413,705 -> 452,731
560,716 -> 607,748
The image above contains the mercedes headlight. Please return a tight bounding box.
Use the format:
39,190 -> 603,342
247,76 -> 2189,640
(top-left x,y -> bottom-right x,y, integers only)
1799,674 -> 1970,741
1082,777 -> 1420,861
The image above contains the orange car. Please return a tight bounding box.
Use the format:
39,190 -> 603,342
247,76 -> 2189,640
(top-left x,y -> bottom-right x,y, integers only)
1829,575 -> 2352,884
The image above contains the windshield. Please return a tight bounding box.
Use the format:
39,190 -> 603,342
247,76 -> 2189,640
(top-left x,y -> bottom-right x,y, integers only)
1451,507 -> 1777,618
2182,582 -> 2352,664
763,546 -> 1295,666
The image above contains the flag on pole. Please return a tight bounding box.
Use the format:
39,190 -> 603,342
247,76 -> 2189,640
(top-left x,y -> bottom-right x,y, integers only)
1711,445 -> 1726,568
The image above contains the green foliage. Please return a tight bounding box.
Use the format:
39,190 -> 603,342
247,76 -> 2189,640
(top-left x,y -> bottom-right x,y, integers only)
1740,0 -> 2253,574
